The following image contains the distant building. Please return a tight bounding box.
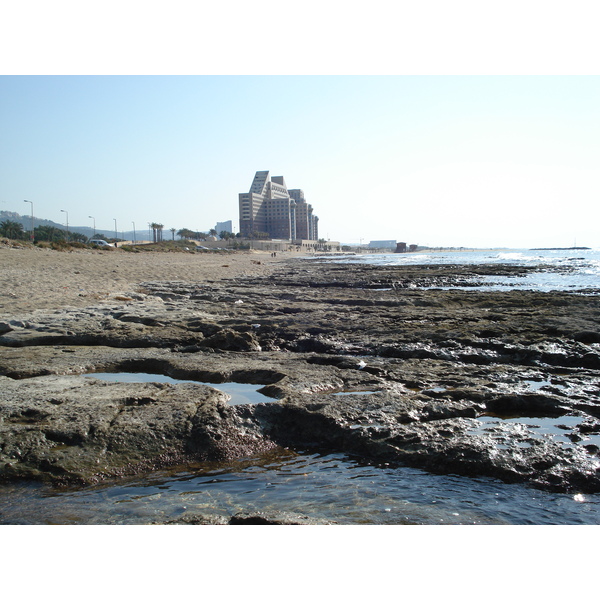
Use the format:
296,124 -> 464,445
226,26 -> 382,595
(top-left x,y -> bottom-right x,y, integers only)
216,220 -> 233,234
239,171 -> 319,241
369,240 -> 396,250
394,242 -> 419,253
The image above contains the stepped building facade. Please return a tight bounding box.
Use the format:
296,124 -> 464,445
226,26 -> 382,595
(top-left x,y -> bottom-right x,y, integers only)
239,171 -> 319,241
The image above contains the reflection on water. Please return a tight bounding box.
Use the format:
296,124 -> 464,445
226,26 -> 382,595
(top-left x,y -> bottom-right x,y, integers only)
1,449 -> 599,525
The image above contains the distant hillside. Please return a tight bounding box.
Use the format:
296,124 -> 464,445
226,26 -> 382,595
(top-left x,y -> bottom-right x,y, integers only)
530,246 -> 591,251
1,211 -> 153,241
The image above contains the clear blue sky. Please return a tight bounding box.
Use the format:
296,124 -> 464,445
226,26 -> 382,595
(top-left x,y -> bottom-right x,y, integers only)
1,8 -> 599,249
1,75 -> 599,248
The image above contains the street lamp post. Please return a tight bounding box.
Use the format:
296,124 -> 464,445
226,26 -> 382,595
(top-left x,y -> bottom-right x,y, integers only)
132,222 -> 136,245
61,209 -> 69,242
89,216 -> 95,239
23,200 -> 34,242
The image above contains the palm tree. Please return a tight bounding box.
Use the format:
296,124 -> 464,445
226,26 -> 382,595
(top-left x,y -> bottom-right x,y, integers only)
0,219 -> 25,240
149,222 -> 163,243
170,228 -> 176,241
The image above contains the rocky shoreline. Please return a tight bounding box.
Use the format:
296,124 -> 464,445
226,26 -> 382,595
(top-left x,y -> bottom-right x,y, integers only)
2,254 -> 600,510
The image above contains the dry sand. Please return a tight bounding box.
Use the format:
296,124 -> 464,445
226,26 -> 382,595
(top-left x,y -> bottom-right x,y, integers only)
1,242 -> 292,318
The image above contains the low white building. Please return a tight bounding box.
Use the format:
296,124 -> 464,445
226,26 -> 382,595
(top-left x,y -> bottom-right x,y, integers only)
369,240 -> 396,250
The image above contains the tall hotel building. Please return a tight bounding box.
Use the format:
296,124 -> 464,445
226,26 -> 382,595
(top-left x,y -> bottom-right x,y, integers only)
239,171 -> 319,241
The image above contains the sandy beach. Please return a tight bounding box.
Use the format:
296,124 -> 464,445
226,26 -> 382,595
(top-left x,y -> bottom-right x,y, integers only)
0,242 -> 289,317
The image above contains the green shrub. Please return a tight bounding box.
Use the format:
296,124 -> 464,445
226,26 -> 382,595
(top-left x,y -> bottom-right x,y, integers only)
50,240 -> 69,251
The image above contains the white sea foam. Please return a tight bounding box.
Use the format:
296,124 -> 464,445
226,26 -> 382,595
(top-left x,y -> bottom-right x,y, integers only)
495,252 -> 534,261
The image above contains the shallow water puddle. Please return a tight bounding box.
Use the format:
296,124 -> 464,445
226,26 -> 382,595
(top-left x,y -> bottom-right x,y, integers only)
81,372 -> 276,405
2,449 -> 600,525
471,414 -> 600,449
523,379 -> 567,391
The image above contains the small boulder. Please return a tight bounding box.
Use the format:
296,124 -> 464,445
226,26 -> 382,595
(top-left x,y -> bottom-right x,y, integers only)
202,329 -> 262,352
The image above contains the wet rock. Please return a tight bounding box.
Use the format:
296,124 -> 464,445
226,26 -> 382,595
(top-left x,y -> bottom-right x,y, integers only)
157,514 -> 229,525
485,393 -> 568,416
228,511 -> 334,525
201,328 -> 262,352
249,396 -> 600,493
1,260 -> 600,498
0,374 -> 276,485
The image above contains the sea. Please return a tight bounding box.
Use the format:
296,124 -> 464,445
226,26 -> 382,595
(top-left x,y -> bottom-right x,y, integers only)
305,247 -> 600,292
2,248 -> 600,525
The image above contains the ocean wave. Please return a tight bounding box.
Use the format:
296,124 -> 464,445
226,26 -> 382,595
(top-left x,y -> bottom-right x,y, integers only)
495,252 -> 535,262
